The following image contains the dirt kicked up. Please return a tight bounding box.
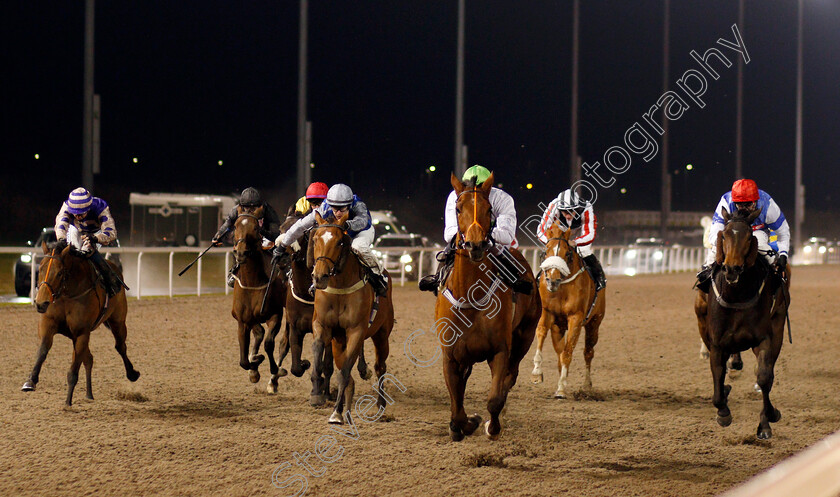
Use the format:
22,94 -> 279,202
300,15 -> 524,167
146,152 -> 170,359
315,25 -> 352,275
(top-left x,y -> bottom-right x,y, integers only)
1,266 -> 839,497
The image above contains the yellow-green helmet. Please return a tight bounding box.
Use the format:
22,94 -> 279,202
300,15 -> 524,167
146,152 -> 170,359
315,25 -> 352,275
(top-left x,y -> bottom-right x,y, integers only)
462,165 -> 491,185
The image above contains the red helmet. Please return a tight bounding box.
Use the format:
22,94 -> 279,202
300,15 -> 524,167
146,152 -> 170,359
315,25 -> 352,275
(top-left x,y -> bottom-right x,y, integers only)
305,182 -> 328,200
731,179 -> 759,203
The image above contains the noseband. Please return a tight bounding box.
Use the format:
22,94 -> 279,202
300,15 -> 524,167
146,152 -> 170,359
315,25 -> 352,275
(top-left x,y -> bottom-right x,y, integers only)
233,213 -> 261,257
455,189 -> 492,250
37,250 -> 65,303
313,223 -> 348,277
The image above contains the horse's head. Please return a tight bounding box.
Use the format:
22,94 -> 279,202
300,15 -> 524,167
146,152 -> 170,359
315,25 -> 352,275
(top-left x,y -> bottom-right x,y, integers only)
451,171 -> 494,262
280,212 -> 308,263
233,213 -> 261,265
310,210 -> 349,290
34,242 -> 72,313
716,207 -> 760,284
540,224 -> 576,293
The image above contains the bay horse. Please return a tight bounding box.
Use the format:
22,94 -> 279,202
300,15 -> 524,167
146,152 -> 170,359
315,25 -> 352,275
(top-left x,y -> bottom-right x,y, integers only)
231,209 -> 288,392
437,173 -> 541,441
694,208 -> 790,439
278,212 -> 371,396
22,240 -> 140,406
531,223 -> 606,399
308,210 -> 394,423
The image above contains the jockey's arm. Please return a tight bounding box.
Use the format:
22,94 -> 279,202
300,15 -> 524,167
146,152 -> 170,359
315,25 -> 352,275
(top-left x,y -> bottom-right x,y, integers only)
214,206 -> 238,241
490,189 -> 517,247
704,195 -> 730,265
93,206 -> 117,245
765,198 -> 790,255
54,202 -> 72,242
573,205 -> 596,246
261,203 -> 283,241
277,209 -> 317,247
536,199 -> 559,244
346,200 -> 372,233
443,190 -> 458,244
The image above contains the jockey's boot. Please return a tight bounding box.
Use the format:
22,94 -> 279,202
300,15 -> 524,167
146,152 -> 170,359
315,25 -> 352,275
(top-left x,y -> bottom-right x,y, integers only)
90,251 -> 121,297
582,254 -> 606,292
227,263 -> 240,288
695,264 -> 716,293
492,249 -> 533,295
369,271 -> 389,298
418,244 -> 455,293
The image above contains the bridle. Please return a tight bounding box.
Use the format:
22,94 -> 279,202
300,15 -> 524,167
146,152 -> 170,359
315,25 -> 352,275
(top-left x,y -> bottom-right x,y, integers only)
720,217 -> 754,276
233,213 -> 261,259
546,236 -> 575,266
37,249 -> 65,303
455,188 -> 492,250
312,223 -> 348,278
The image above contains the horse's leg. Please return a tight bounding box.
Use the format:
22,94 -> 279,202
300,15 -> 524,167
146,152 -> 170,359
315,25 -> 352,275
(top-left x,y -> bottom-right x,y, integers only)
484,350 -> 511,441
357,340 -> 372,381
531,311 -> 554,384
22,320 -> 57,391
582,314 -> 603,392
699,341 -> 710,360
106,317 -> 140,382
695,291 -> 710,359
443,357 -> 479,441
371,328 -> 391,409
237,321 -> 261,382
323,340 -> 335,400
555,314 -> 584,399
329,330 -> 365,425
289,317 -> 311,377
66,334 -> 90,406
710,346 -> 732,427
309,322 -> 328,406
265,315 -> 288,394
83,349 -> 94,400
249,323 -> 265,383
754,339 -> 782,439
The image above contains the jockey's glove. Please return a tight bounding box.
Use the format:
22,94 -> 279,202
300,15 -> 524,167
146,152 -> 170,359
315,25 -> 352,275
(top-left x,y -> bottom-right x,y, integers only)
272,245 -> 291,268
776,254 -> 787,272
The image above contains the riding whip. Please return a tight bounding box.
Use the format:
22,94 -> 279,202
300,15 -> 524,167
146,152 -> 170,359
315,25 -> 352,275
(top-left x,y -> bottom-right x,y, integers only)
178,244 -> 215,277
259,261 -> 279,316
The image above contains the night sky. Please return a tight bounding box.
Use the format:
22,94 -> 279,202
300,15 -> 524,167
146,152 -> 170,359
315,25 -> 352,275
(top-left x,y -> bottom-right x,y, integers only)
2,1 -> 839,242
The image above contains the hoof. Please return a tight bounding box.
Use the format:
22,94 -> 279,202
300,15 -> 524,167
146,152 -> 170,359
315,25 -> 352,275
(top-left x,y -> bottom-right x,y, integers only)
769,408 -> 782,423
716,413 -> 733,427
484,420 -> 500,441
553,391 -> 566,399
754,383 -> 762,393
328,411 -> 344,424
266,381 -> 278,394
464,414 -> 483,436
249,370 -> 260,383
700,351 -> 710,360
757,425 -> 772,440
301,359 -> 311,371
358,367 -> 372,381
249,354 -> 265,364
21,381 -> 35,392
449,427 -> 465,442
277,368 -> 288,378
310,394 -> 326,407
127,370 -> 140,382
531,373 -> 544,384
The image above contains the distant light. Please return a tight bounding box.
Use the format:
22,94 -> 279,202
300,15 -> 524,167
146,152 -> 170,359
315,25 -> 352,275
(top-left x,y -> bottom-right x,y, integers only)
34,154 -> 40,160
803,245 -> 812,253
20,254 -> 32,263
132,157 -> 138,164
404,264 -> 412,272
653,250 -> 664,261
625,249 -> 637,260
218,160 -> 223,166
526,183 -> 533,190
623,267 -> 637,276
372,219 -> 380,225
429,165 -> 436,172
819,246 -> 827,254
400,254 -> 413,264
686,164 -> 693,171
309,162 -> 315,168
620,188 -> 627,194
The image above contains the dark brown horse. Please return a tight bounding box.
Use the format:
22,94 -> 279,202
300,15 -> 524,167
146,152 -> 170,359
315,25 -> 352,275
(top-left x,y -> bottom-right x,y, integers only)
437,173 -> 541,441
22,241 -> 140,405
278,212 -> 371,395
231,209 -> 288,392
531,223 -> 605,398
695,208 -> 790,439
309,210 -> 394,423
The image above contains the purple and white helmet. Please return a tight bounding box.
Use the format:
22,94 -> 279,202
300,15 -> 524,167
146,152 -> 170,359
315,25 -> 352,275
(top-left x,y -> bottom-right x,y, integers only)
66,187 -> 92,215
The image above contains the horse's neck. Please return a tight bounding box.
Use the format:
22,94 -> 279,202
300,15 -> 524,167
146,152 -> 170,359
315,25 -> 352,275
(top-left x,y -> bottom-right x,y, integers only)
716,264 -> 766,299
239,249 -> 268,284
292,257 -> 311,288
328,246 -> 363,288
449,252 -> 493,295
65,256 -> 96,296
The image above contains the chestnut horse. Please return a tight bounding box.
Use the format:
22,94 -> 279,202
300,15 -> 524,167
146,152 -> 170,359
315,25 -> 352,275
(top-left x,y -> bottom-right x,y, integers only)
277,213 -> 371,399
231,210 -> 288,392
437,173 -> 541,441
531,223 -> 606,398
22,241 -> 140,405
694,208 -> 790,439
309,210 -> 394,424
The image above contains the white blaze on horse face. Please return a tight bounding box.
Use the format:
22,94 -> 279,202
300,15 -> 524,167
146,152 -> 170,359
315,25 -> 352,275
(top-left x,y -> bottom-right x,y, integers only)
320,231 -> 334,246
241,217 -> 250,227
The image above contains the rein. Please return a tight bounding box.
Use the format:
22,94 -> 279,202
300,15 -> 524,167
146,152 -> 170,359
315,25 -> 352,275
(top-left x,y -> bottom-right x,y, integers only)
312,223 -> 366,294
711,275 -> 766,310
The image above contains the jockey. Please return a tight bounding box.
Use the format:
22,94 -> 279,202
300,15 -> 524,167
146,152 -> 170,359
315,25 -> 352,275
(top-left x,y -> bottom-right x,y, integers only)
293,182 -> 329,216
536,189 -> 606,291
54,187 -> 124,297
418,165 -> 532,294
273,184 -> 388,297
213,187 -> 282,287
696,178 -> 790,292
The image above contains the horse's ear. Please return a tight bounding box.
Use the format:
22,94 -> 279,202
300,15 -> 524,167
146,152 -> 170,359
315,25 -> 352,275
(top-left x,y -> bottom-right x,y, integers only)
451,173 -> 465,194
747,209 -> 761,224
337,210 -> 349,226
563,227 -> 573,240
306,230 -> 315,269
253,205 -> 265,218
720,207 -> 731,223
285,205 -> 295,217
480,172 -> 494,193
746,235 -> 759,266
61,244 -> 72,257
715,231 -> 725,264
41,240 -> 49,254
315,211 -> 324,224
236,205 -> 245,216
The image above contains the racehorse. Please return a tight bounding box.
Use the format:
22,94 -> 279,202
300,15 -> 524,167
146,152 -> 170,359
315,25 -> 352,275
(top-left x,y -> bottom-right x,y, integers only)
694,208 -> 790,439
437,173 -> 541,441
231,209 -> 288,392
22,240 -> 140,406
531,223 -> 606,399
278,212 -> 372,400
308,210 -> 394,423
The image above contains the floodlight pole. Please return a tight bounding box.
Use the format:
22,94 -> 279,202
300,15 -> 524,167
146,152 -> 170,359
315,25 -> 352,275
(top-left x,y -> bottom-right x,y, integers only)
454,0 -> 465,178
82,0 -> 95,190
